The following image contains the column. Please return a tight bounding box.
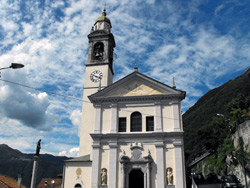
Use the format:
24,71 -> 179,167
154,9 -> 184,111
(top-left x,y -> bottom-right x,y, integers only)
91,142 -> 101,188
109,141 -> 118,188
147,163 -> 151,188
174,140 -> 186,188
121,163 -> 126,188
94,104 -> 102,133
172,102 -> 181,131
110,104 -> 118,133
144,172 -> 147,188
155,102 -> 163,132
30,156 -> 39,188
155,141 -> 165,188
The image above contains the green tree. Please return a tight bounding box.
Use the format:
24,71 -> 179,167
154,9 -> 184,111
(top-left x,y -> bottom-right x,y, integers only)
227,95 -> 250,133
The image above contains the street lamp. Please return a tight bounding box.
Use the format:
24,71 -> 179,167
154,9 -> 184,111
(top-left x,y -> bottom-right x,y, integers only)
0,63 -> 24,70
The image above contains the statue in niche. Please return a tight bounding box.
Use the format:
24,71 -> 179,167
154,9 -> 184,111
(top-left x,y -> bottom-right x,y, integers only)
166,167 -> 173,185
101,168 -> 107,186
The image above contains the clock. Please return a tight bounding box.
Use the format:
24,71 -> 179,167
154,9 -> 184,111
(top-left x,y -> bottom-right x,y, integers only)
90,70 -> 103,82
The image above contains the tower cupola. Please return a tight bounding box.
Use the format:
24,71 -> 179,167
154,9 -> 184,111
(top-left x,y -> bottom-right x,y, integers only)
92,9 -> 112,33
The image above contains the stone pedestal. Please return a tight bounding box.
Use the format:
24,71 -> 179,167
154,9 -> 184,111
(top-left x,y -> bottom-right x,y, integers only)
166,185 -> 175,188
100,186 -> 108,188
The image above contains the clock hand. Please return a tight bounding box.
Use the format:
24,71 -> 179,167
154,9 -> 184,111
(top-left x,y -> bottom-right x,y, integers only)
94,74 -> 102,79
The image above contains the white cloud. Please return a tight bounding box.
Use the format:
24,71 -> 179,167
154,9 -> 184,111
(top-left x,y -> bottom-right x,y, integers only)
0,0 -> 250,154
0,84 -> 52,130
59,147 -> 79,157
70,109 -> 82,135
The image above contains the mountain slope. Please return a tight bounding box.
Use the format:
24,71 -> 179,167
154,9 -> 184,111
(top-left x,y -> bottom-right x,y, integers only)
0,144 -> 70,187
183,71 -> 250,163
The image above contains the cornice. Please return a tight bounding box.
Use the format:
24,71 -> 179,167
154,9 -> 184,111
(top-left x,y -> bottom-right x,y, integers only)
90,131 -> 183,141
89,94 -> 184,104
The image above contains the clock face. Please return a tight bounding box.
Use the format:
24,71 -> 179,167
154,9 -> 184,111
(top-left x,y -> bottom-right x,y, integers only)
90,70 -> 103,82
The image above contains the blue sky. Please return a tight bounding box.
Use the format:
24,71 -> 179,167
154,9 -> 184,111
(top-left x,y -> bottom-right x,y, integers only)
0,0 -> 249,157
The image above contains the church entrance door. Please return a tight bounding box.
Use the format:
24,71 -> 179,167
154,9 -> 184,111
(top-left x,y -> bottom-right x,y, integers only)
129,169 -> 144,188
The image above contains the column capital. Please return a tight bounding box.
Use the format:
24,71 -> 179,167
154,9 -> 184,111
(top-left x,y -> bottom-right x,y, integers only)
110,103 -> 118,108
154,101 -> 162,105
109,141 -> 118,148
173,140 -> 182,146
92,141 -> 101,148
94,103 -> 102,108
33,156 -> 39,161
155,141 -> 164,147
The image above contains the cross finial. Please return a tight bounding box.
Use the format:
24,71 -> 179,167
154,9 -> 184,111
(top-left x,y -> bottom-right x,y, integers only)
104,2 -> 107,11
134,59 -> 138,72
102,1 -> 107,16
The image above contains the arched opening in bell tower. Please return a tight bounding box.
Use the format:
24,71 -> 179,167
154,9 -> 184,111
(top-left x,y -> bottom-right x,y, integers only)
93,42 -> 104,60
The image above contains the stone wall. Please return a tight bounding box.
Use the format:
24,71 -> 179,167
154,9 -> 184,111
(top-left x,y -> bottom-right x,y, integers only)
230,120 -> 250,187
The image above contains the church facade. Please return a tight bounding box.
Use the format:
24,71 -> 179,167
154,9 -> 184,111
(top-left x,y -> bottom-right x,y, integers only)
63,9 -> 186,188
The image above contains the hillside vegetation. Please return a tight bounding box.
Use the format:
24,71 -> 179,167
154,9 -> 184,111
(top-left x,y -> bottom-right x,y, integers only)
183,71 -> 250,174
0,144 -> 70,187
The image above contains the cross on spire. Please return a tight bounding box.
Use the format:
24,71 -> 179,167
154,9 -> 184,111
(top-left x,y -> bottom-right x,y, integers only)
104,2 -> 107,11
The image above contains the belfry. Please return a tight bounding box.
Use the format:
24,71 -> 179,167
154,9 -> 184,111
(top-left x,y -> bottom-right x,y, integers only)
63,9 -> 186,188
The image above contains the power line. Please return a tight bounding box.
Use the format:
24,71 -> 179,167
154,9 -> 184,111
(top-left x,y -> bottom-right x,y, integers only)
0,78 -> 84,102
0,78 -> 181,121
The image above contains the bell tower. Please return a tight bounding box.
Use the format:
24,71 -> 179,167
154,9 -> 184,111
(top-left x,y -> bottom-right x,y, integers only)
79,9 -> 115,157
84,8 -> 116,88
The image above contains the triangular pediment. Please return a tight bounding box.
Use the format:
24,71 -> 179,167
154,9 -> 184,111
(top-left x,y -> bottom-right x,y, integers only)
89,71 -> 185,102
108,79 -> 166,97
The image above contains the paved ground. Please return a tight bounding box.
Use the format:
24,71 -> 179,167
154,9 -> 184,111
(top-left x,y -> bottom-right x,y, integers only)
198,184 -> 221,188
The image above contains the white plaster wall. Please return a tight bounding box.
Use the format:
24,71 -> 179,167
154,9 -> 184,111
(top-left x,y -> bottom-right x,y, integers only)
102,108 -> 111,133
162,105 -> 174,132
79,88 -> 95,157
165,145 -> 175,169
79,65 -> 112,157
100,146 -> 109,170
64,162 -> 92,188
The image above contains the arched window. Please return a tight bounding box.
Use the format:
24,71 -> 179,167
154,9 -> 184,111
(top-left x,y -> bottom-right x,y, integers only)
131,112 -> 142,132
74,184 -> 82,188
93,42 -> 104,60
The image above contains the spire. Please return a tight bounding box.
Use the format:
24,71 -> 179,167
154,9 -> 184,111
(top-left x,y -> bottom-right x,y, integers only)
172,76 -> 176,89
103,2 -> 107,16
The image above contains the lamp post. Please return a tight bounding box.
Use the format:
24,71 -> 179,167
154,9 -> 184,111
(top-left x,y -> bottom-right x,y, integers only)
0,63 -> 24,77
0,63 -> 24,70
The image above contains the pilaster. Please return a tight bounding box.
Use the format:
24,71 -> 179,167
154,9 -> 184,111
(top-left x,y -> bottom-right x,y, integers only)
173,140 -> 186,188
155,102 -> 163,132
91,142 -> 101,188
155,141 -> 165,188
172,102 -> 181,131
109,141 -> 118,188
110,103 -> 118,133
94,104 -> 102,133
